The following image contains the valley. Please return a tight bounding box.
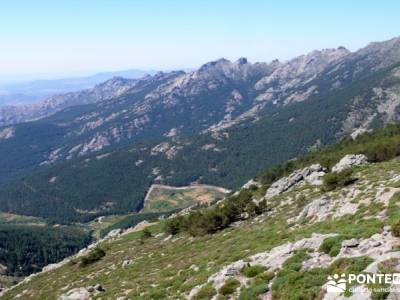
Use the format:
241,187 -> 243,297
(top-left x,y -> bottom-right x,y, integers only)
2,125 -> 400,299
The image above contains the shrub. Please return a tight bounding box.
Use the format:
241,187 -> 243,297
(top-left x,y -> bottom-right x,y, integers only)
139,228 -> 152,244
272,250 -> 326,300
253,271 -> 275,284
329,256 -> 373,275
163,188 -> 267,237
391,221 -> 400,237
193,283 -> 216,300
323,169 -> 356,191
79,247 -> 106,267
219,278 -> 240,295
164,216 -> 185,235
141,228 -> 152,239
296,194 -> 308,208
239,283 -> 269,300
241,264 -> 266,278
319,236 -> 345,257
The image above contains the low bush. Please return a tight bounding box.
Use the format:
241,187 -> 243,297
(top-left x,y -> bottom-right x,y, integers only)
79,247 -> 106,267
164,189 -> 267,236
328,256 -> 373,275
323,169 -> 356,191
219,278 -> 240,295
141,228 -> 152,239
241,264 -> 266,278
253,271 -> 275,284
239,283 -> 269,300
272,250 -> 324,300
391,221 -> 400,237
319,236 -> 345,257
193,283 -> 216,299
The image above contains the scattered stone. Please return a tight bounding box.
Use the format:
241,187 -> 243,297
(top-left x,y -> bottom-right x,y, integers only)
93,284 -> 105,292
342,239 -> 360,248
163,235 -> 172,242
58,288 -> 90,300
225,267 -> 240,276
332,154 -> 368,173
190,264 -> 199,272
122,260 -> 133,268
372,241 -> 382,247
86,284 -> 105,293
188,284 -> 204,299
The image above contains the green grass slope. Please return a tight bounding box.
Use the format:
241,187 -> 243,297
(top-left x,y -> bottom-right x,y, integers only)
3,126 -> 400,299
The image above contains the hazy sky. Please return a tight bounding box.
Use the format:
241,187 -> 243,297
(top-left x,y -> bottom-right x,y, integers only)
1,0 -> 399,80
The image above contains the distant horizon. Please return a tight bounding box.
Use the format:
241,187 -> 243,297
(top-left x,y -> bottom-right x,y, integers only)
1,0 -> 399,81
0,35 -> 397,85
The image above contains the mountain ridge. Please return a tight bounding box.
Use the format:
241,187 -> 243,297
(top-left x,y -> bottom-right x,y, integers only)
1,37 -> 400,223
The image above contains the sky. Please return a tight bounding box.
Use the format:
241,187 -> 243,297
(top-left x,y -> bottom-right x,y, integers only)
0,0 -> 399,81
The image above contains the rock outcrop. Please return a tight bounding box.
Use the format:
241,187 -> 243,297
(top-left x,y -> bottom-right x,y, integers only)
190,233 -> 335,298
265,164 -> 326,198
242,179 -> 262,189
58,284 -> 105,300
332,154 -> 368,173
0,127 -> 14,140
58,288 -> 90,300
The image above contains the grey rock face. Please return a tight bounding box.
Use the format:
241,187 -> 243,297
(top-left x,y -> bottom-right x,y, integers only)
242,179 -> 262,189
332,154 -> 368,173
292,196 -> 332,223
265,164 -> 326,198
0,127 -> 14,139
105,228 -> 123,240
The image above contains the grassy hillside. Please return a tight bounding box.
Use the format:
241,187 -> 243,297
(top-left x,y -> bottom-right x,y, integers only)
2,157 -> 400,299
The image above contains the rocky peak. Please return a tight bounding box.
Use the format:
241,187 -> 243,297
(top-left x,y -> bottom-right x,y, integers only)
198,58 -> 231,72
346,36 -> 400,73
254,47 -> 349,92
361,36 -> 400,55
236,57 -> 248,65
97,76 -> 134,87
284,47 -> 350,77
